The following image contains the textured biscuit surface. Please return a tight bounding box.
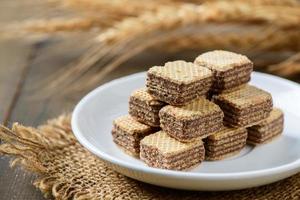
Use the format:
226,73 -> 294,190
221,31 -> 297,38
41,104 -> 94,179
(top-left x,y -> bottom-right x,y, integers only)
140,131 -> 202,155
213,85 -> 272,110
113,115 -> 152,135
194,50 -> 252,72
130,88 -> 165,106
159,97 -> 223,142
129,88 -> 165,127
112,115 -> 155,156
148,60 -> 212,84
207,126 -> 247,141
253,108 -> 283,126
205,149 -> 244,161
146,60 -> 213,105
247,108 -> 284,145
160,97 -> 222,120
205,126 -> 247,161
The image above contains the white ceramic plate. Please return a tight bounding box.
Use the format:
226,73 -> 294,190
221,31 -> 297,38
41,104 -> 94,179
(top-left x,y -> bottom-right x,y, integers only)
72,72 -> 300,191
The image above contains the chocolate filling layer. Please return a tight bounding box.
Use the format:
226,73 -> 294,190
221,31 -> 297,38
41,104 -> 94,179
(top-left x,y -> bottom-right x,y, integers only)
159,112 -> 223,141
205,136 -> 247,151
212,63 -> 253,78
213,98 -> 273,115
247,128 -> 283,144
212,75 -> 251,90
129,102 -> 161,127
146,75 -> 212,105
140,143 -> 204,170
205,141 -> 246,157
206,128 -> 247,141
147,73 -> 212,92
248,125 -> 283,141
205,131 -> 248,146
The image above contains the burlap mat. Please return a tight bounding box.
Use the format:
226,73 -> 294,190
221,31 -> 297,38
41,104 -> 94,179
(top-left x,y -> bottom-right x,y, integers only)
0,115 -> 299,200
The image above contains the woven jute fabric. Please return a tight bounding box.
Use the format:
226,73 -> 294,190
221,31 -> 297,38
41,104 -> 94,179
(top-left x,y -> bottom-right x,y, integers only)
0,115 -> 299,200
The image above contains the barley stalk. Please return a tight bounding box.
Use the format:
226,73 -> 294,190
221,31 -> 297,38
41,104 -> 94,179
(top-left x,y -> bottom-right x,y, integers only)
4,0 -> 299,35
33,2 -> 300,94
35,24 -> 300,95
159,25 -> 300,53
1,0 -> 300,99
268,53 -> 300,77
62,0 -> 183,16
1,17 -> 116,36
97,2 -> 300,44
2,0 -> 299,38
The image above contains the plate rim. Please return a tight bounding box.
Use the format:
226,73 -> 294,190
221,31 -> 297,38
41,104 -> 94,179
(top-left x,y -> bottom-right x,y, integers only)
71,71 -> 300,180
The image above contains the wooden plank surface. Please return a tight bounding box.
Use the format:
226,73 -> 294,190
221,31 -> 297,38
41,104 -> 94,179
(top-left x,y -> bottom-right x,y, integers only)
0,36 -> 89,199
0,39 -> 45,200
0,39 -> 34,124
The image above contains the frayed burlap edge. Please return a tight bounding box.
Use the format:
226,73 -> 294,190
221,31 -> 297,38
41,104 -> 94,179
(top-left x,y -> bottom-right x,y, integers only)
0,114 -> 299,200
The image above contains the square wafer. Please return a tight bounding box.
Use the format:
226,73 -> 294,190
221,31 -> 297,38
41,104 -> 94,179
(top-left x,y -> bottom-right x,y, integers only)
212,85 -> 273,127
194,50 -> 253,93
140,131 -> 205,170
112,115 -> 155,157
129,88 -> 165,127
204,126 -> 247,161
147,60 -> 213,105
159,97 -> 224,142
247,108 -> 284,145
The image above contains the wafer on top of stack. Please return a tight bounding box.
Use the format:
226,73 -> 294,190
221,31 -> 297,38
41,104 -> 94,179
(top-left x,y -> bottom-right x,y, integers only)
111,50 -> 284,171
147,60 -> 212,105
194,50 -> 253,93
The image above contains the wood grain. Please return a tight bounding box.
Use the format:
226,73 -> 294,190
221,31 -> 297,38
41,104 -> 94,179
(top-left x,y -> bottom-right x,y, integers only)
0,39 -> 34,124
0,39 -> 44,200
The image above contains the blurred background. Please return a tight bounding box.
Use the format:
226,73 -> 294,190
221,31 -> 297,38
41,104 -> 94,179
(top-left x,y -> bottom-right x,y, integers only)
0,0 -> 300,199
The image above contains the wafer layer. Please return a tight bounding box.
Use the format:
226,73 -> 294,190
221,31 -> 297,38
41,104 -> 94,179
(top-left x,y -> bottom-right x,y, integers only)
147,60 -> 213,105
204,126 -> 247,161
140,131 -> 205,170
194,50 -> 253,93
212,85 -> 273,127
247,108 -> 284,145
112,115 -> 155,157
129,88 -> 165,127
159,98 -> 224,142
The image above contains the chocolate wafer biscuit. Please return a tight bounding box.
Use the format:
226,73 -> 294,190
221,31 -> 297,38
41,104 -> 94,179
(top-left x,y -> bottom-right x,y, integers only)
129,88 -> 165,127
194,50 -> 253,93
140,131 -> 205,170
212,85 -> 273,127
204,126 -> 247,161
112,115 -> 155,157
159,97 -> 224,142
147,60 -> 213,105
247,108 -> 284,145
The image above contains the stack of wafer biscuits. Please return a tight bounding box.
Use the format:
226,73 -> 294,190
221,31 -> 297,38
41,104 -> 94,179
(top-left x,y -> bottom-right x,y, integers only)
111,50 -> 284,171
